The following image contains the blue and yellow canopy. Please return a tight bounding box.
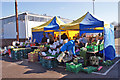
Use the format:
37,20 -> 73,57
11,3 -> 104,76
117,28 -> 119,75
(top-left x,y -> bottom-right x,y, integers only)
60,12 -> 106,30
32,16 -> 65,32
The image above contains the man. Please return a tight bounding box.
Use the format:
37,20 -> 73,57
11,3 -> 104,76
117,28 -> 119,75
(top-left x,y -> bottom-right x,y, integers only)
79,35 -> 88,47
61,33 -> 68,40
60,40 -> 78,57
47,33 -> 54,43
41,34 -> 48,43
57,40 -> 78,62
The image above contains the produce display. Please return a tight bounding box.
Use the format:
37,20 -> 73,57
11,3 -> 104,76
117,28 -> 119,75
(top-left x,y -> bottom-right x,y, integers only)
86,45 -> 98,52
1,32 -> 115,74
87,42 -> 104,52
31,43 -> 62,69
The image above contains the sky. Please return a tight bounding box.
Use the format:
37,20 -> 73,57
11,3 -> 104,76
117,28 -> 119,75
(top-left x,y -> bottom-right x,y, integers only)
1,1 -> 119,24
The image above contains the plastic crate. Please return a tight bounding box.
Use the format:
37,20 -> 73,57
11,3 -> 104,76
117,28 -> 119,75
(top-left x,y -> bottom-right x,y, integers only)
87,45 -> 98,52
22,49 -> 33,59
81,66 -> 97,74
11,50 -> 23,60
11,50 -> 15,59
40,57 -> 58,69
66,63 -> 82,73
98,44 -> 104,51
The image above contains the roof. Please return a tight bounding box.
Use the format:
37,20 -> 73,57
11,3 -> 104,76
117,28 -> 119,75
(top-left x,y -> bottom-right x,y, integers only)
0,12 -> 72,22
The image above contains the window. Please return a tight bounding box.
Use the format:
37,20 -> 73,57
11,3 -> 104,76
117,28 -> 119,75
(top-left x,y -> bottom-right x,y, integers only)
40,17 -> 47,22
34,17 -> 39,22
28,16 -> 34,21
19,15 -> 25,21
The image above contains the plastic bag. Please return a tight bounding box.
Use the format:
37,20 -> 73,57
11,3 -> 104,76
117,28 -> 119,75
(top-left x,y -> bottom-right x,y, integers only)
57,52 -> 65,62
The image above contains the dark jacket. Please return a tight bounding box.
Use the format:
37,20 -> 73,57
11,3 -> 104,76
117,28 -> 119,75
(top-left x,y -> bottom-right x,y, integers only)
61,34 -> 68,40
41,37 -> 48,43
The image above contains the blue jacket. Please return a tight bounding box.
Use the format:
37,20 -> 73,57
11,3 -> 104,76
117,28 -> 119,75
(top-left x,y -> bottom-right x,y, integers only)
60,40 -> 76,55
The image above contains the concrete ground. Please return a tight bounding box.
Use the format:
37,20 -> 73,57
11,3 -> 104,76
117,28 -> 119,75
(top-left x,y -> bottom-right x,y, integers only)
1,56 -> 120,79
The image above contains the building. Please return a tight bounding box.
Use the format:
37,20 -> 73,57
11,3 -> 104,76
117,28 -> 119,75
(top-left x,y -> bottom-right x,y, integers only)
0,12 -> 72,47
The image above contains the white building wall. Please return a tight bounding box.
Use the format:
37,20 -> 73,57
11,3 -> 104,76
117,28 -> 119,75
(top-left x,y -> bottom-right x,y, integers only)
3,21 -> 26,39
27,21 -> 45,38
0,20 -> 2,39
19,21 -> 26,38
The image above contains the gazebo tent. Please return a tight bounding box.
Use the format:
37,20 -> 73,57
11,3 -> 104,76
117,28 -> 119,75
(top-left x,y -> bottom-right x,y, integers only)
32,16 -> 65,32
60,12 -> 116,60
32,16 -> 65,43
60,12 -> 104,35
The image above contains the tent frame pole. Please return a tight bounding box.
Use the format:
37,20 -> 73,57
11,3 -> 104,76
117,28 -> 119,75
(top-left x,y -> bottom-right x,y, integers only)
59,30 -> 61,42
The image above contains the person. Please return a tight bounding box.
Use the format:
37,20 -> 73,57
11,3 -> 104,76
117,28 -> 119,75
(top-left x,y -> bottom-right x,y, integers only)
28,36 -> 32,43
73,34 -> 78,38
73,36 -> 77,40
61,33 -> 68,40
16,41 -> 20,46
77,33 -> 80,39
47,33 -> 54,43
41,34 -> 48,43
68,37 -> 71,41
79,35 -> 88,47
54,34 -> 57,39
60,40 -> 78,57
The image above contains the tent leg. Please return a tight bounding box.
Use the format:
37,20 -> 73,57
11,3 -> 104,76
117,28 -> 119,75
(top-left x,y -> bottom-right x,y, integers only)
59,30 -> 61,42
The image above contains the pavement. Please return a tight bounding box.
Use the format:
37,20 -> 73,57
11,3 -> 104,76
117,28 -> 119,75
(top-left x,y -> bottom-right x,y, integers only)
1,56 -> 120,79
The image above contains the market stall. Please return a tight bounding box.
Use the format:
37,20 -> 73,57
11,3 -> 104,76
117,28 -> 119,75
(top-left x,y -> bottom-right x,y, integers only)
1,12 -> 117,74
60,12 -> 116,60
32,16 -> 64,43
